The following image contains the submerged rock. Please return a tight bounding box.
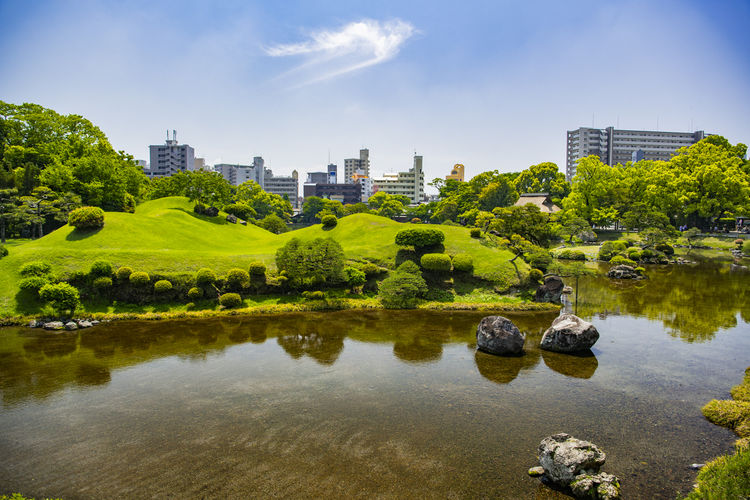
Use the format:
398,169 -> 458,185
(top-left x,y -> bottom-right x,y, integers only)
476,316 -> 525,355
535,275 -> 565,303
606,265 -> 641,279
538,433 -> 606,486
570,472 -> 621,499
540,314 -> 599,353
527,466 -> 545,477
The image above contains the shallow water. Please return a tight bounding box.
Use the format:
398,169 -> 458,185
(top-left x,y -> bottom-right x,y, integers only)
1,261 -> 749,499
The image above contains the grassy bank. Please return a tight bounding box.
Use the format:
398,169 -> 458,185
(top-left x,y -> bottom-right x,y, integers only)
0,197 -> 528,318
683,367 -> 750,499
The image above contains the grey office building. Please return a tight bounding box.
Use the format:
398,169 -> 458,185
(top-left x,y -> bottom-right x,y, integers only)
264,169 -> 299,208
566,127 -> 709,180
148,131 -> 195,177
344,148 -> 370,184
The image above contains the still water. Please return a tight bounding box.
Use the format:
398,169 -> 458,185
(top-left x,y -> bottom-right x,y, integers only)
1,261 -> 748,499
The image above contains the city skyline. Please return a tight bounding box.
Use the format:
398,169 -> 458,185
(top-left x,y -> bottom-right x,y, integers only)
1,0 -> 749,192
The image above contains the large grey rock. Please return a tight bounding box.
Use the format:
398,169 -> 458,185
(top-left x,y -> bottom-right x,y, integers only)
77,320 -> 93,328
535,275 -> 565,303
570,472 -> 621,499
476,316 -> 525,355
43,321 -> 64,330
541,314 -> 599,353
64,321 -> 78,331
607,265 -> 641,279
538,433 -> 606,487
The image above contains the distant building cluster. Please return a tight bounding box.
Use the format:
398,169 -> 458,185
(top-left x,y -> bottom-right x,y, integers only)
565,127 -> 710,181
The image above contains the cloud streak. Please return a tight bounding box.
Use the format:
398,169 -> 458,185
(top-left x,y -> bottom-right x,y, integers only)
265,19 -> 415,86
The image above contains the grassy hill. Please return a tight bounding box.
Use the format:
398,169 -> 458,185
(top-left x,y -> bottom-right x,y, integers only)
0,197 -> 525,317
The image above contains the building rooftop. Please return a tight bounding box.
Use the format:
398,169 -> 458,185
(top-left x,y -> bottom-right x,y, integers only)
514,193 -> 561,213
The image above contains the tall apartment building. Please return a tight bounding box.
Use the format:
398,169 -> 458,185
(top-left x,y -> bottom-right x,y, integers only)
264,170 -> 299,208
147,131 -> 195,177
446,163 -> 465,182
214,157 -> 266,187
566,127 -> 709,180
372,154 -> 425,205
344,149 -> 370,184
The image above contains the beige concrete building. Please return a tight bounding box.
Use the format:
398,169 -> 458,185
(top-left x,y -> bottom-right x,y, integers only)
372,154 -> 425,205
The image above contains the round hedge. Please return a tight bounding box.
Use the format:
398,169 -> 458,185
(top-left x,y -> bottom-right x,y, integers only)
528,268 -> 544,283
0,245 -> 7,258
225,268 -> 250,290
557,249 -> 586,261
420,253 -> 452,272
655,243 -> 674,255
248,261 -> 266,276
219,292 -> 242,308
39,282 -> 80,315
195,268 -> 216,286
321,215 -> 338,229
154,280 -> 173,293
361,262 -> 380,277
396,260 -> 421,275
610,255 -> 637,267
451,254 -> 474,273
116,266 -> 133,280
20,261 -> 52,277
93,276 -> 113,289
90,260 -> 113,277
129,271 -> 150,286
344,267 -> 366,288
68,206 -> 105,230
394,228 -> 445,248
627,249 -> 642,261
470,228 -> 481,238
18,276 -> 49,294
187,287 -> 204,300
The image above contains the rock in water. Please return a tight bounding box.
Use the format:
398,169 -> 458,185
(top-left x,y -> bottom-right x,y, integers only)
540,314 -> 600,353
570,472 -> 621,499
527,466 -> 545,477
538,433 -> 606,486
43,321 -> 64,330
606,265 -> 640,279
535,275 -> 565,303
476,316 -> 525,355
64,321 -> 78,330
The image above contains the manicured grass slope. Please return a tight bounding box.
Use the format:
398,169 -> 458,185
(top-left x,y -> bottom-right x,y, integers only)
0,197 -> 523,316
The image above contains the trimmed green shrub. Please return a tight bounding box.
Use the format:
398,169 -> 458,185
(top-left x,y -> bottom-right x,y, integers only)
599,240 -> 628,261
302,290 -> 326,300
195,268 -> 217,286
225,268 -> 250,290
20,261 -> 52,277
640,248 -> 655,259
395,228 -> 445,248
93,276 -> 113,289
129,271 -> 150,286
528,268 -> 544,283
154,280 -> 173,293
39,282 -> 80,316
452,253 -> 474,273
527,249 -> 552,271
610,255 -> 637,267
321,214 -> 338,229
276,237 -> 345,287
361,262 -> 381,277
90,260 -> 113,277
116,266 -> 133,280
627,249 -> 642,261
557,249 -> 586,261
219,292 -> 242,308
397,260 -> 421,275
68,206 -> 105,229
470,228 -> 481,238
18,276 -> 49,294
634,267 -> 646,275
655,242 -> 674,255
187,287 -> 204,300
344,267 -> 366,289
248,261 -> 266,276
743,240 -> 750,255
0,245 -> 7,258
420,253 -> 452,272
379,272 -> 428,308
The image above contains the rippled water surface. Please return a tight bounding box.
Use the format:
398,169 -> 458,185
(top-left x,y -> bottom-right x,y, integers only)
1,261 -> 749,499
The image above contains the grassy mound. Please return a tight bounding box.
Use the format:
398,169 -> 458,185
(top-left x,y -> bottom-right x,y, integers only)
0,197 -> 524,317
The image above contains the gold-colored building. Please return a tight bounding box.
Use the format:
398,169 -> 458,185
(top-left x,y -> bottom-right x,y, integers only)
446,163 -> 465,182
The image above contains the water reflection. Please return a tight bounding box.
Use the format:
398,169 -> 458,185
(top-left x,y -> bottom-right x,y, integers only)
277,332 -> 345,365
541,350 -> 598,379
474,350 -> 540,384
575,260 -> 750,342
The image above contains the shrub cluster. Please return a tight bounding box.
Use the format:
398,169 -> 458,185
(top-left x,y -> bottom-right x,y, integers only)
154,280 -> 173,293
129,271 -> 150,286
610,255 -> 637,267
557,249 -> 586,261
68,206 -> 105,230
195,268 -> 217,286
396,260 -> 421,275
39,282 -> 80,316
344,266 -> 366,290
470,228 -> 481,238
19,276 -> 49,296
361,262 -> 381,278
655,242 -> 674,255
219,292 -> 242,308
116,266 -> 133,280
598,240 -> 628,261
395,228 -> 445,248
248,261 -> 266,276
187,287 -> 204,300
420,253 -> 452,272
20,261 -> 52,277
526,249 -> 552,271
93,276 -> 113,289
225,268 -> 250,290
321,215 -> 338,229
379,269 -> 428,309
301,290 -> 326,300
90,260 -> 113,277
627,248 -> 642,261
451,254 -> 474,273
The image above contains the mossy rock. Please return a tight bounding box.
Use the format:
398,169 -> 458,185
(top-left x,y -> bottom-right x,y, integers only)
729,368 -> 750,402
702,399 -> 750,429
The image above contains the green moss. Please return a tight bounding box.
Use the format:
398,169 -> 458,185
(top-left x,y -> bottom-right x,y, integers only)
701,400 -> 750,429
683,447 -> 750,499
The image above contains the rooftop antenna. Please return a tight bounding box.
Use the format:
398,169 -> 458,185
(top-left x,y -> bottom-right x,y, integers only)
173,130 -> 177,142
166,129 -> 169,141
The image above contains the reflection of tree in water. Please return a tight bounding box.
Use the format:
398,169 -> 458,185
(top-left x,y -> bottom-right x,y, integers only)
474,349 -> 540,384
393,335 -> 443,363
24,333 -> 77,358
576,262 -> 750,342
75,363 -> 111,386
276,321 -> 345,365
541,350 -> 598,379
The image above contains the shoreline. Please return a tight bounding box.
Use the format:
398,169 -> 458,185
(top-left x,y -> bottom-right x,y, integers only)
0,298 -> 561,327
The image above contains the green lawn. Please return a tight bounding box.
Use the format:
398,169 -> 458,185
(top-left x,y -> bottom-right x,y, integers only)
0,197 -> 525,317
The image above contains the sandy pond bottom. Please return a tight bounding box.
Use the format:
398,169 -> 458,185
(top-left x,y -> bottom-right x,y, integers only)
1,264 -> 749,499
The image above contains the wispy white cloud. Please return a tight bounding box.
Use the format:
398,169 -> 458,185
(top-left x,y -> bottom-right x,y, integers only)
265,19 -> 416,86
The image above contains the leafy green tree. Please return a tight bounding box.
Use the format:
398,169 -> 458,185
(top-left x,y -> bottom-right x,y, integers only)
343,202 -> 371,216
301,196 -> 344,223
235,180 -> 293,221
376,198 -> 405,218
514,162 -> 570,203
184,170 -> 232,208
0,188 -> 18,242
258,213 -> 287,234
17,186 -> 62,238
490,204 -> 557,246
502,234 -> 535,263
275,237 -> 345,288
563,156 -> 622,224
478,178 -> 519,211
367,191 -> 410,210
39,282 -> 80,317
378,269 -> 428,308
557,213 -> 592,243
683,227 -> 701,249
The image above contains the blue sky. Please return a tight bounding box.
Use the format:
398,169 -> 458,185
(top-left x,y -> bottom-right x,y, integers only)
1,0 -> 749,191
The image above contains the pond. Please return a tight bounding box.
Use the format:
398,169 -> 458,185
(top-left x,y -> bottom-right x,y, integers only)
1,260 -> 749,499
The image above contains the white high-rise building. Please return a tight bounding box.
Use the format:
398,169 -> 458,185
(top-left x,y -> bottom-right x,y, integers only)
372,154 -> 425,205
147,130 -> 195,177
